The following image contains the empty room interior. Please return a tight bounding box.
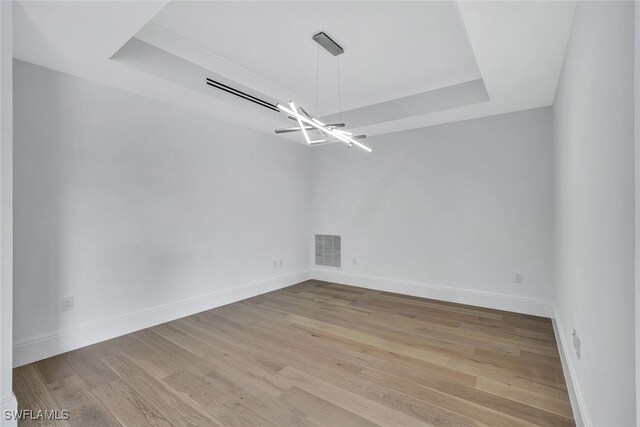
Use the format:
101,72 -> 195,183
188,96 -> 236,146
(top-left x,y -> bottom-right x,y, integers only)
0,0 -> 638,426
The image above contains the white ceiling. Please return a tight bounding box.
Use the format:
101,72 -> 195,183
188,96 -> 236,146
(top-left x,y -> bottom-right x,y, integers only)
13,0 -> 577,143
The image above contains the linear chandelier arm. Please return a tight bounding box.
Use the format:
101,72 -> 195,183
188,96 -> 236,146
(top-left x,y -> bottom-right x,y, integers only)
277,103 -> 372,152
275,123 -> 346,134
289,101 -> 312,145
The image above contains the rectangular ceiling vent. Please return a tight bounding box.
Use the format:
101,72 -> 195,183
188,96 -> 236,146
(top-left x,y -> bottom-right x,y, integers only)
315,235 -> 341,268
205,77 -> 279,112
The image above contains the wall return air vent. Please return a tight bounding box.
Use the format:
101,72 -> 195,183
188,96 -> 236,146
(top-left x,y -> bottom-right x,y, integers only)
315,235 -> 341,268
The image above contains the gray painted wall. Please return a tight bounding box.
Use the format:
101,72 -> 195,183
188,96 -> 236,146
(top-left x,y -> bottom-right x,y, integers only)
13,60 -> 311,347
553,1 -> 635,425
0,0 -> 17,422
311,107 -> 554,304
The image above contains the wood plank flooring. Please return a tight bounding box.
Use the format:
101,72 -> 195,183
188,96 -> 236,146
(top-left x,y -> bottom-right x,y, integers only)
13,280 -> 574,426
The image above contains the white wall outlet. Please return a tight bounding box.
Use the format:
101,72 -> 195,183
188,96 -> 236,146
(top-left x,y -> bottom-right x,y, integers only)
352,257 -> 357,265
61,296 -> 74,312
272,260 -> 277,268
513,273 -> 523,284
278,259 -> 283,268
571,328 -> 581,359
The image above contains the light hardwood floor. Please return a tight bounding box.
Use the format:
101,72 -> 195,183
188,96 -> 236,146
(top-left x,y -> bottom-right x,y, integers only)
13,280 -> 574,426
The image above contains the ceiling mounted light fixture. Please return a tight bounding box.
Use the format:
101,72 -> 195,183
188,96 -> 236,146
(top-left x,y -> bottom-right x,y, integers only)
275,31 -> 371,153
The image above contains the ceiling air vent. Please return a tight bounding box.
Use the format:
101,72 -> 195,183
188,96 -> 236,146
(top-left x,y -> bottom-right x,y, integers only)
205,77 -> 279,112
315,235 -> 341,268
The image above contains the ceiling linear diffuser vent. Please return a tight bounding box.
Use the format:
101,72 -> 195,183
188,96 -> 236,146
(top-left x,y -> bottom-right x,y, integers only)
315,235 -> 341,268
205,77 -> 279,112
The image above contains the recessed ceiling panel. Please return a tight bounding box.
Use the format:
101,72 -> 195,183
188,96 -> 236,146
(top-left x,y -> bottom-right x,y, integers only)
147,1 -> 482,116
14,0 -> 576,140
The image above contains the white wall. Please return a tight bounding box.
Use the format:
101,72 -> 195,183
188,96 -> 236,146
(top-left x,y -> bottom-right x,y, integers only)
636,2 -> 640,423
311,107 -> 554,316
0,1 -> 17,424
12,60 -> 311,365
553,1 -> 635,426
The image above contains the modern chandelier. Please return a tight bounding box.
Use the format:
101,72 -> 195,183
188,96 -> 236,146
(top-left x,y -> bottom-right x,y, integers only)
275,32 -> 372,153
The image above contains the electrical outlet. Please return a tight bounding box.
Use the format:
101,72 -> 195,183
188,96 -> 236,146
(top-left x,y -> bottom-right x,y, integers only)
572,328 -> 581,359
513,273 -> 523,284
279,259 -> 283,268
352,257 -> 357,265
61,296 -> 74,312
272,260 -> 277,268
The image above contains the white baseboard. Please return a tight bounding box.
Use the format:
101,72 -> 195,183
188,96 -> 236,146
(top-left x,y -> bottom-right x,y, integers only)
551,305 -> 590,427
311,268 -> 553,318
13,270 -> 311,367
1,393 -> 18,427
